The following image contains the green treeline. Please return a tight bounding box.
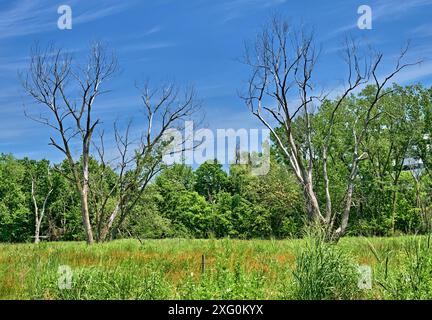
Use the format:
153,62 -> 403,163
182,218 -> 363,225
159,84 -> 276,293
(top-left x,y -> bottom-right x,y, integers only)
1,84 -> 431,242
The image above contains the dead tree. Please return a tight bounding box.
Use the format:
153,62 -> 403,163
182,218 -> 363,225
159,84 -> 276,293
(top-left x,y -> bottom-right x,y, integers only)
22,43 -> 117,244
242,17 -> 420,240
30,170 -> 53,244
92,82 -> 201,242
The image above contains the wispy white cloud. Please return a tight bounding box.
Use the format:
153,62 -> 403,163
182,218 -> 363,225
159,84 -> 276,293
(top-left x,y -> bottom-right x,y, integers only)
0,0 -> 135,40
0,47 -> 84,76
0,56 -> 28,72
223,0 -> 287,9
0,1 -> 53,39
322,60 -> 432,103
73,2 -> 131,25
122,25 -> 164,42
217,0 -> 287,23
143,26 -> 162,36
118,41 -> 176,53
391,61 -> 432,83
411,24 -> 432,38
332,0 -> 432,36
323,36 -> 382,55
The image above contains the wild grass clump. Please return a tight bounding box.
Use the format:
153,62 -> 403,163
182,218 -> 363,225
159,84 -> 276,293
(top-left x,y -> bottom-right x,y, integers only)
290,229 -> 361,300
376,235 -> 432,299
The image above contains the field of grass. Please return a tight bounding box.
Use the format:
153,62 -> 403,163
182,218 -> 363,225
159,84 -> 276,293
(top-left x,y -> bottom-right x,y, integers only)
1,235 -> 432,300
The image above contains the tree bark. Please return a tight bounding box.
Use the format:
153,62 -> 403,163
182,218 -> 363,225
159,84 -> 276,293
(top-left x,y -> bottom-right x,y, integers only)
34,221 -> 41,244
81,149 -> 94,244
80,188 -> 94,244
98,204 -> 119,242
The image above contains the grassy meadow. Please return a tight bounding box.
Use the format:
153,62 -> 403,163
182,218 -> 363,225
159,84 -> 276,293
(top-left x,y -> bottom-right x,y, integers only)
1,236 -> 432,300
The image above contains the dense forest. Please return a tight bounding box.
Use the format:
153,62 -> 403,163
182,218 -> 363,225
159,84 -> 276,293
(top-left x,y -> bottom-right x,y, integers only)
1,83 -> 431,243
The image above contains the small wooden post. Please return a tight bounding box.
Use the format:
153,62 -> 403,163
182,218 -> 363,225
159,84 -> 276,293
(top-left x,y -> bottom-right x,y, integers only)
201,254 -> 206,274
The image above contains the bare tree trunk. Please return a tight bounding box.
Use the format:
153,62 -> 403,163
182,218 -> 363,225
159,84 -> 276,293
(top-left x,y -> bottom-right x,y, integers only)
34,221 -> 41,244
333,124 -> 363,240
303,180 -> 322,221
31,174 -> 53,244
98,204 -> 119,242
32,178 -> 40,244
80,188 -> 94,244
322,152 -> 332,225
335,172 -> 357,239
81,146 -> 94,244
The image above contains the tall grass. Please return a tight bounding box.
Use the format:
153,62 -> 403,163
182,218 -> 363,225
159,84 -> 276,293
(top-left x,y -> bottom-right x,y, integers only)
374,235 -> 432,299
290,229 -> 362,300
0,236 -> 432,300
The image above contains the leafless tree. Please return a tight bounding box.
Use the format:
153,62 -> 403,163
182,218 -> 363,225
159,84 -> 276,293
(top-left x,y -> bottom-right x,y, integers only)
30,170 -> 53,244
242,17 -> 420,240
92,82 -> 201,242
22,43 -> 117,244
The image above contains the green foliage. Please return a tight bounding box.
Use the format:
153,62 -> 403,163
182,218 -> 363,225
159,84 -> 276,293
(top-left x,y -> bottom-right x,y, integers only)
0,154 -> 29,242
0,155 -> 82,242
126,186 -> 173,239
194,161 -> 229,203
1,85 -> 432,241
164,190 -> 212,238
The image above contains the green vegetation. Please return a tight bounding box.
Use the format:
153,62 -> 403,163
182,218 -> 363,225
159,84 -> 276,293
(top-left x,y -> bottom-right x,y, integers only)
1,16 -> 432,301
291,231 -> 361,300
1,236 -> 432,300
2,83 -> 432,301
4,17 -> 430,244
1,84 -> 431,243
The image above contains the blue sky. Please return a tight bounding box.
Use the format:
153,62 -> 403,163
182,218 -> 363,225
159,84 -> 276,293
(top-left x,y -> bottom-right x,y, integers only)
1,0 -> 432,163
